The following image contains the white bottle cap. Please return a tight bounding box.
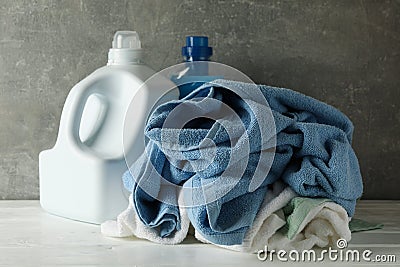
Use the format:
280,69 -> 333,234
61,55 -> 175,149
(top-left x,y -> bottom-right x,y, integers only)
108,31 -> 143,65
112,31 -> 141,49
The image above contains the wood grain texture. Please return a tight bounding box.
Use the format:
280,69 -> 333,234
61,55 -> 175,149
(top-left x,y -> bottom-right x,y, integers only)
0,200 -> 399,266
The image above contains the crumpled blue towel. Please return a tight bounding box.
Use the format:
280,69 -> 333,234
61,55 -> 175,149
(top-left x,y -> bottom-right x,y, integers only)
122,79 -> 363,246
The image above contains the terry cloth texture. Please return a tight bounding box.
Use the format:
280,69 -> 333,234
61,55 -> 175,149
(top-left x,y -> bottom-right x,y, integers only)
121,80 -> 363,246
195,189 -> 351,253
101,192 -> 190,245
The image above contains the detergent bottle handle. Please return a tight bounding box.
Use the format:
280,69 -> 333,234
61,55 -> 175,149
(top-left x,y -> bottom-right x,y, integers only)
58,71 -> 108,153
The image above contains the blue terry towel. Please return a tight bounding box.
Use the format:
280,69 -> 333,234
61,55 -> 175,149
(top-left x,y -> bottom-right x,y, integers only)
122,79 -> 363,246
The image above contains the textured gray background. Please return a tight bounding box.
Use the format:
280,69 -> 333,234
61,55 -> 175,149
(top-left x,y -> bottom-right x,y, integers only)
0,0 -> 399,199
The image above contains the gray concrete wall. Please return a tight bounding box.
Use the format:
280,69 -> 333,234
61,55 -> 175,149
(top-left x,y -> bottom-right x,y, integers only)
0,0 -> 399,199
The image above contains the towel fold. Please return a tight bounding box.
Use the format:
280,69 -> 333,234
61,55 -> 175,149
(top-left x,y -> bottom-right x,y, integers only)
101,192 -> 190,245
195,180 -> 297,252
259,83 -> 363,215
196,190 -> 351,253
123,80 -> 277,245
268,200 -> 351,252
121,79 -> 363,246
280,197 -> 331,239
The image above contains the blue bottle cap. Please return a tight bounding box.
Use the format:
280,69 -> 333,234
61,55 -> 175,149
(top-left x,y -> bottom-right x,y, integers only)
182,36 -> 213,61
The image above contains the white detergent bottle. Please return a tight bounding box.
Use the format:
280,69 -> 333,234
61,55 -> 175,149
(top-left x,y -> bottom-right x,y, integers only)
39,31 -> 178,224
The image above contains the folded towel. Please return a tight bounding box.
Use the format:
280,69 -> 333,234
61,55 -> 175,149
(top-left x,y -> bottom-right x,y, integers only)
268,200 -> 351,252
122,79 -> 363,246
280,197 -> 331,239
101,192 -> 190,245
196,191 -> 351,253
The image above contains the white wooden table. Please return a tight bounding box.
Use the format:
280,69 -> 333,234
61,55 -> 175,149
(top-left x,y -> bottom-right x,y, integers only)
0,200 -> 399,266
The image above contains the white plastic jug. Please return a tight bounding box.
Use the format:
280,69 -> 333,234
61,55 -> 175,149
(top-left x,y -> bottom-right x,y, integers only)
39,31 -> 178,224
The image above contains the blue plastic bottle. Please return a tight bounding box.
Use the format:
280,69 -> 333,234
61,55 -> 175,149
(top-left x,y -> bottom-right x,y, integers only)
173,36 -> 220,99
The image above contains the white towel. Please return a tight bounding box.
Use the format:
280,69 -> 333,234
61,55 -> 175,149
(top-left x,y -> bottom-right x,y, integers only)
101,193 -> 190,245
102,181 -> 351,250
195,182 -> 351,253
267,201 -> 351,252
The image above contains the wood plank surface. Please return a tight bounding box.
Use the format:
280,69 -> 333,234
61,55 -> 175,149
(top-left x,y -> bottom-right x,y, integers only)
0,200 -> 399,266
